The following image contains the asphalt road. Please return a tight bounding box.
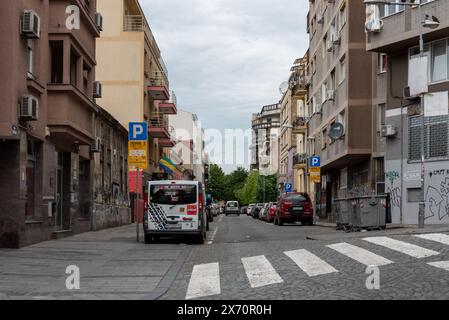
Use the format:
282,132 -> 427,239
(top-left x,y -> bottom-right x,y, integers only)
160,214 -> 449,300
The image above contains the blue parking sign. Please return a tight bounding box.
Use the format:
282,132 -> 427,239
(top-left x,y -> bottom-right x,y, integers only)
310,156 -> 321,168
129,122 -> 148,141
284,183 -> 293,193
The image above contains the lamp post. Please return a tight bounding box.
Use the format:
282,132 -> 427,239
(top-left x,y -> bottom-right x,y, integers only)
363,0 -> 440,228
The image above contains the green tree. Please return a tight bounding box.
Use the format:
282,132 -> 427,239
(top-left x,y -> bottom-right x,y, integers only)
235,170 -> 260,205
225,167 -> 248,200
207,164 -> 227,201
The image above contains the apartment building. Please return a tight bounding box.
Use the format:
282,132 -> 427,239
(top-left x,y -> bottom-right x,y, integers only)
307,0 -> 375,220
366,0 -> 449,225
169,110 -> 207,184
96,0 -> 177,187
251,104 -> 281,175
0,0 -> 130,248
278,55 -> 310,194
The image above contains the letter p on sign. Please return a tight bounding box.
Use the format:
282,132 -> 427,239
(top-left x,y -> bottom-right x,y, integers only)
129,122 -> 148,141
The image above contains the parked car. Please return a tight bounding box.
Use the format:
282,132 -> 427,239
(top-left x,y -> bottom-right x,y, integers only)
144,180 -> 207,244
267,203 -> 278,223
241,206 -> 248,215
247,204 -> 255,216
275,193 -> 314,226
211,204 -> 219,217
225,201 -> 240,216
251,203 -> 264,219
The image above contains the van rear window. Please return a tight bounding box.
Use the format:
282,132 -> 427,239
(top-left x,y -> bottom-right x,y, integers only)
150,185 -> 197,205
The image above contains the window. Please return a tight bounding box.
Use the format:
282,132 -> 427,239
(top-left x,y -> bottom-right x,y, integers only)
377,104 -> 386,132
70,49 -> 79,86
374,158 -> 385,194
409,115 -> 449,160
338,55 -> 346,85
338,111 -> 345,128
321,82 -> 327,103
338,2 -> 346,30
50,41 -> 63,84
330,69 -> 336,90
381,0 -> 405,17
431,40 -> 447,82
321,128 -> 327,150
27,41 -> 34,77
408,188 -> 422,203
378,53 -> 388,73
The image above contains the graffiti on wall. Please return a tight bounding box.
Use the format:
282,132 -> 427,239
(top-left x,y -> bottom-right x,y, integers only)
386,171 -> 402,209
426,169 -> 449,221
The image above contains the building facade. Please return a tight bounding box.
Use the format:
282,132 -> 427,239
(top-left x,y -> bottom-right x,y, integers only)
0,0 -> 130,248
251,104 -> 281,175
307,0 -> 375,220
366,0 -> 449,224
96,0 -> 177,187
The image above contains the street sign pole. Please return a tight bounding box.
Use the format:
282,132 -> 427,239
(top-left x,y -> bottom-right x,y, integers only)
136,167 -> 140,243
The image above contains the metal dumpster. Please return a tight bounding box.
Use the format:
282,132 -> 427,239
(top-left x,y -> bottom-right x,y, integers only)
350,195 -> 388,230
334,198 -> 352,230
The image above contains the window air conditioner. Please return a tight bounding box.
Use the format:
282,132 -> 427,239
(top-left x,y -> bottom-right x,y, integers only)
20,95 -> 39,120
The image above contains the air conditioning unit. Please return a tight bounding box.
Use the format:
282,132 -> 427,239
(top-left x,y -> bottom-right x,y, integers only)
403,86 -> 420,100
327,90 -> 335,101
380,125 -> 397,138
317,13 -> 324,24
365,18 -> 384,33
305,76 -> 312,86
93,81 -> 102,98
20,95 -> 39,120
21,10 -> 40,39
316,103 -> 323,114
95,13 -> 103,31
91,137 -> 101,153
331,31 -> 341,45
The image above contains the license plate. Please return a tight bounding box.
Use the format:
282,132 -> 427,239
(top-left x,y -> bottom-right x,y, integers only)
293,206 -> 304,211
166,224 -> 181,230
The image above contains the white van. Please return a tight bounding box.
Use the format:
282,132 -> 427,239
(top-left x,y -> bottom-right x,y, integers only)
144,180 -> 207,244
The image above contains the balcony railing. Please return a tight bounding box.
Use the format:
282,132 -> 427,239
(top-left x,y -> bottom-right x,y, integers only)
124,15 -> 144,32
149,113 -> 168,129
293,153 -> 308,167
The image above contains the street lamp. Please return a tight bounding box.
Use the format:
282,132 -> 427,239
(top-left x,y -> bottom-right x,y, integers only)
363,0 -> 440,228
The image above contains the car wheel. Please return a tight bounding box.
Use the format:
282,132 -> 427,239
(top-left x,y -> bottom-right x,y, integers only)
308,219 -> 314,226
206,219 -> 210,231
278,218 -> 284,226
274,217 -> 278,225
301,221 -> 307,226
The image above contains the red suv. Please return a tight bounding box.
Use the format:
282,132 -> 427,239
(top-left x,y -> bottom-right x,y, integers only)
275,193 -> 314,226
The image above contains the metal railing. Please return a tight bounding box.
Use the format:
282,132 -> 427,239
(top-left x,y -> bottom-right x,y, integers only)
293,153 -> 308,166
148,113 -> 168,129
124,15 -> 144,31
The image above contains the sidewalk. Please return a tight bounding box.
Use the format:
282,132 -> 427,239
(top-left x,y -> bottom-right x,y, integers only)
313,220 -> 449,241
0,224 -> 192,300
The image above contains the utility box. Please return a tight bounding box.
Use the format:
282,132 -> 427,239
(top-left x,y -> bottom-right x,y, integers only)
334,198 -> 351,230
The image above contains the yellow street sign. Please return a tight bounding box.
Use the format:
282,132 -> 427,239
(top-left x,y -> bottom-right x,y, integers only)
128,141 -> 147,170
310,167 -> 321,183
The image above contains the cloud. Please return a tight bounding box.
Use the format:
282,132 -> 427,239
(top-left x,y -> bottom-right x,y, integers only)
140,0 -> 309,171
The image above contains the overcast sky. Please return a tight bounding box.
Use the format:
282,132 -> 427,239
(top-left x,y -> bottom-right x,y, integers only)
140,0 -> 309,172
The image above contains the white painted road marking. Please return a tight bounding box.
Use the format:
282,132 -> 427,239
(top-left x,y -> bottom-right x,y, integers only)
241,255 -> 283,288
415,233 -> 449,246
284,249 -> 338,277
207,228 -> 218,245
428,261 -> 449,272
327,242 -> 393,267
363,236 -> 439,259
185,262 -> 221,300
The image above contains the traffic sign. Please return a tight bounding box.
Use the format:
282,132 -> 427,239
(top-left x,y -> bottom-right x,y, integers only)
310,156 -> 321,168
129,122 -> 148,141
310,167 -> 321,183
128,141 -> 147,170
284,183 -> 293,193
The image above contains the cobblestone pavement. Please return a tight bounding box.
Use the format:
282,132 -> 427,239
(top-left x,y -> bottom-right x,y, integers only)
161,215 -> 449,300
0,224 -> 197,300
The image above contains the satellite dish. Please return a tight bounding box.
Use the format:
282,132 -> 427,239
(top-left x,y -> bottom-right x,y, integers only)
329,122 -> 345,141
279,81 -> 289,95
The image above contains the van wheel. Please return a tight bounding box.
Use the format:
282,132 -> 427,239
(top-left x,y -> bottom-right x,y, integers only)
197,234 -> 205,245
144,234 -> 153,244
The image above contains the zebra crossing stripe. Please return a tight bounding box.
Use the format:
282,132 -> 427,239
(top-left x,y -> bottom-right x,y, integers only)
285,249 -> 338,277
241,255 -> 283,288
428,261 -> 449,272
363,237 -> 439,259
327,242 -> 393,267
185,262 -> 221,300
414,233 -> 449,246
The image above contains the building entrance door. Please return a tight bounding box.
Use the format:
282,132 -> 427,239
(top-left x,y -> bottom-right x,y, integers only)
56,153 -> 64,230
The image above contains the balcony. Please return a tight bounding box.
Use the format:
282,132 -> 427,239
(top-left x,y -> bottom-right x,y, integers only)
293,153 -> 308,169
158,138 -> 176,148
148,113 -> 170,139
159,91 -> 177,115
124,15 -> 144,32
146,73 -> 169,100
47,84 -> 97,150
292,116 -> 308,134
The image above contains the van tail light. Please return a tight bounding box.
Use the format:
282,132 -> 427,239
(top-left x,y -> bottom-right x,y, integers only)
198,193 -> 203,213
